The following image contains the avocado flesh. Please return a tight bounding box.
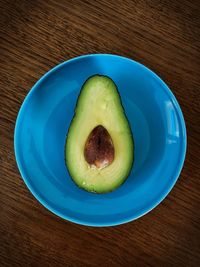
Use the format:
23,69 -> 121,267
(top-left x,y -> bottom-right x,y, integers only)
65,75 -> 134,193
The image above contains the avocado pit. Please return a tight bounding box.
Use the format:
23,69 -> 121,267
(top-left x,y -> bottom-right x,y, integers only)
84,125 -> 114,169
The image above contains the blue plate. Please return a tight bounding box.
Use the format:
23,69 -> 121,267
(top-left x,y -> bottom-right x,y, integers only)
14,54 -> 187,226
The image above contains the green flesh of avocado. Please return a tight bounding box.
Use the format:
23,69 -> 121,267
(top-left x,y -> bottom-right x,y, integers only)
65,75 -> 134,193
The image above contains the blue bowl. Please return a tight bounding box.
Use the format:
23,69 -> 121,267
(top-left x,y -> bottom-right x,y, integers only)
14,54 -> 187,226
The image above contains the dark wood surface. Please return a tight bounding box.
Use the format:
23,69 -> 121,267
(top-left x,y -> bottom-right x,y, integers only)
0,0 -> 200,266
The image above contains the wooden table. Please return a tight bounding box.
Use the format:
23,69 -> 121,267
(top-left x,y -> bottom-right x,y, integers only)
1,0 -> 200,266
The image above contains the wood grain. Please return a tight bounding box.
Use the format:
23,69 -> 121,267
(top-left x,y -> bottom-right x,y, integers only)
0,0 -> 200,266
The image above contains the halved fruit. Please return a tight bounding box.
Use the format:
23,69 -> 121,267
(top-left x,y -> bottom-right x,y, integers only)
65,75 -> 134,193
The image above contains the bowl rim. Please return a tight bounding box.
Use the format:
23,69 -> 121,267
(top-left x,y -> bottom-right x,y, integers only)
14,53 -> 187,227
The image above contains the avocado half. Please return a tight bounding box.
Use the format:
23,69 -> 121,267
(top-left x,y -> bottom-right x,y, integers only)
65,75 -> 134,193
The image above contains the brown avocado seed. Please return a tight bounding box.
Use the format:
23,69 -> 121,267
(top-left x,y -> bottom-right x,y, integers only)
84,125 -> 115,169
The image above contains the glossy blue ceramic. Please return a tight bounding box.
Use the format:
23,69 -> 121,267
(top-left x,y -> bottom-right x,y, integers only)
14,54 -> 186,226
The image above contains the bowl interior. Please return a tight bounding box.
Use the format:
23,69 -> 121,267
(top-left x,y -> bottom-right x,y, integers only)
15,55 -> 186,226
